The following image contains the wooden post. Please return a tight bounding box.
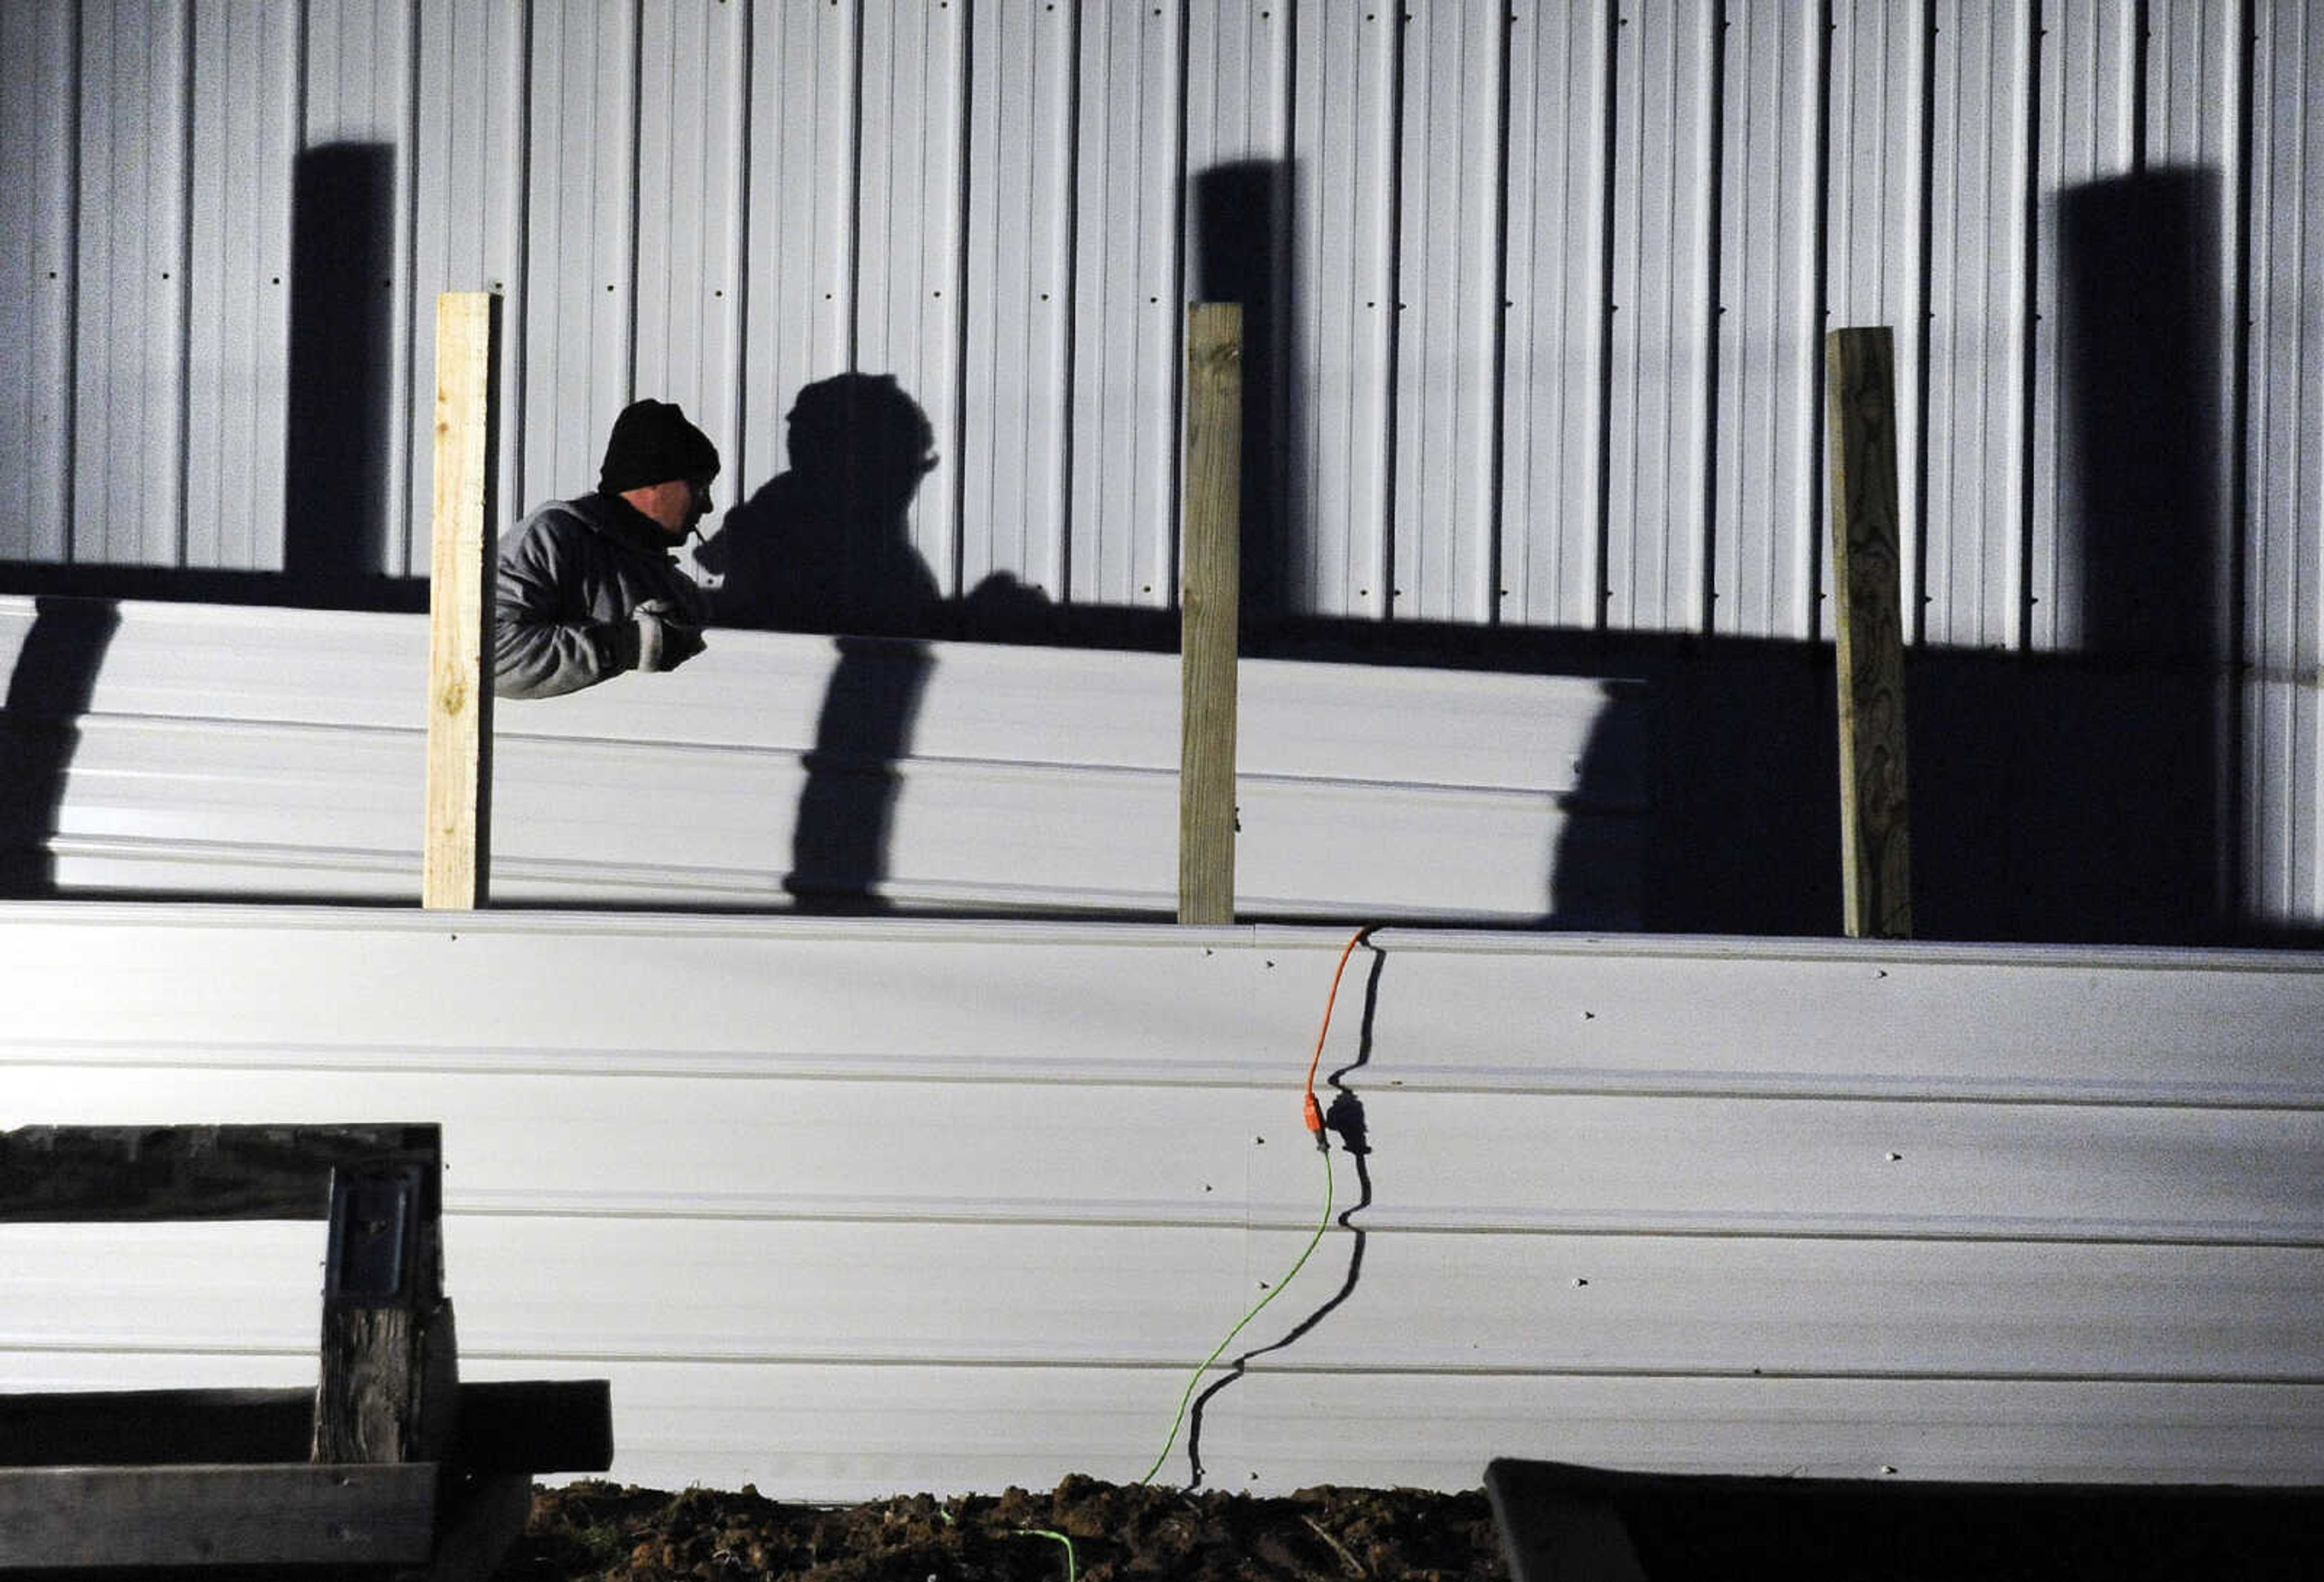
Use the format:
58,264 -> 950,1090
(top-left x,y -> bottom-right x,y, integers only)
1180,303 -> 1242,925
1826,327 -> 1912,939
312,1148 -> 457,1468
424,291 -> 500,910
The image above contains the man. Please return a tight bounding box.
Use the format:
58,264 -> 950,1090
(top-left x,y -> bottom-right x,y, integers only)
493,398 -> 719,699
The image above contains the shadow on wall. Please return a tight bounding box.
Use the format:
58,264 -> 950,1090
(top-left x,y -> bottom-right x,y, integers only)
285,142 -> 399,585
698,374 -> 944,912
1,140 -> 421,612
0,599 -> 120,896
1915,168 -> 2231,945
0,155 -> 2271,943
1181,936 -> 1385,1489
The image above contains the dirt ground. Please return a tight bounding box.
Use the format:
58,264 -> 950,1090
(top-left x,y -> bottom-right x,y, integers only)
494,1475 -> 1509,1582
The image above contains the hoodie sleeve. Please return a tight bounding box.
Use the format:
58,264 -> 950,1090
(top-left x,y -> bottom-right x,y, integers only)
492,512 -> 640,699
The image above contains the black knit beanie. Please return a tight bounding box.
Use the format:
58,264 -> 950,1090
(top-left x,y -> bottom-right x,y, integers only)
598,399 -> 720,494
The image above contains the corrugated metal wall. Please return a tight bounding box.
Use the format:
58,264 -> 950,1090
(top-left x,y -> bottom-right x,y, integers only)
2,1 -> 2319,922
4,907 -> 2322,1497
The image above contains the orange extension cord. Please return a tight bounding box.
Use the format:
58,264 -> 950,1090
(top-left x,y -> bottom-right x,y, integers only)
1137,927 -> 1374,1486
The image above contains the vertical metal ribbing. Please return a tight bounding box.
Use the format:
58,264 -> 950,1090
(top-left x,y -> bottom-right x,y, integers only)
171,0 -> 195,568
1164,0 -> 1192,608
1807,0 -> 1834,645
508,0 -> 534,513
1486,5 -> 1515,628
1377,5 -> 1407,622
396,0 -> 424,573
726,0 -> 753,494
2222,0 -> 2258,927
1054,0 -> 1085,603
1697,2 -> 1728,636
61,0 -> 85,562
622,0 -> 643,398
1908,0 -> 1938,648
948,0 -> 975,598
1592,3 -> 1622,632
2014,0 -> 2044,652
846,0 -> 865,372
2129,0 -> 2148,172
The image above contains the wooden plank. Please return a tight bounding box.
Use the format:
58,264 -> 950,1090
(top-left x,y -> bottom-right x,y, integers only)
0,1380 -> 612,1473
0,1462 -> 438,1566
424,290 -> 499,911
0,1124 -> 439,1223
1826,326 -> 1913,938
1179,301 -> 1242,925
313,1161 -> 455,1466
1485,1459 -> 2324,1582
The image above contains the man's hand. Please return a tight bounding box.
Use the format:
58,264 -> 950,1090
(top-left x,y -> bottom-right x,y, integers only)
631,599 -> 707,672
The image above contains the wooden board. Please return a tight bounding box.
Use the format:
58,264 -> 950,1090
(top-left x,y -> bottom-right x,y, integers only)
1826,327 -> 1912,938
0,1124 -> 438,1223
424,290 -> 499,910
1485,1458 -> 2324,1582
0,1462 -> 437,1566
1180,302 -> 1242,925
0,1380 -> 612,1473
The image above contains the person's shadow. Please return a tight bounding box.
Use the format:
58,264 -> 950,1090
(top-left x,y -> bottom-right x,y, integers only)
700,372 -> 942,637
698,374 -> 944,911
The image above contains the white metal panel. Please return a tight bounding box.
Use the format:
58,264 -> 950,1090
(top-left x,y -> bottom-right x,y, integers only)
1499,1 -> 1610,629
0,0 -> 79,562
0,597 -> 1634,921
1824,0 -> 1928,634
2242,0 -> 2324,928
1390,4 -> 1503,623
959,0 -> 1075,603
410,0 -> 528,578
11,1065 -> 2316,1246
1070,0 -> 1188,609
3,1344 -> 2313,1498
856,0 -> 970,596
1922,0 -> 2034,649
1604,0 -> 1718,633
634,0 -> 747,581
738,0 -> 856,493
520,0 -> 639,513
9,1219 -> 2319,1385
1710,0 -> 1822,640
73,0 -> 192,565
2,911 -> 2320,1496
1291,0 -> 1398,617
2025,0 -> 2137,654
182,0 -> 295,571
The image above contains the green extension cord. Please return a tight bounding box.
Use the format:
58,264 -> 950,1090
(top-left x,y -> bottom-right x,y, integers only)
1137,1137 -> 1336,1486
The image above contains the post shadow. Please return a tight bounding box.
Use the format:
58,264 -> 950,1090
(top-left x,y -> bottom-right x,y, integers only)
1912,168 -> 2228,943
697,373 -> 942,910
0,598 -> 121,895
1193,160 -> 1300,631
1183,935 -> 1384,1489
284,142 -> 398,586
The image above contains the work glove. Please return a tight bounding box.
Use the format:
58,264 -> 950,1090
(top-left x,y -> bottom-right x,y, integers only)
629,599 -> 706,672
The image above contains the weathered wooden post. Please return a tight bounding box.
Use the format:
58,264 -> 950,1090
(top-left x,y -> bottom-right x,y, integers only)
1826,327 -> 1912,939
1179,303 -> 1242,926
424,292 -> 500,910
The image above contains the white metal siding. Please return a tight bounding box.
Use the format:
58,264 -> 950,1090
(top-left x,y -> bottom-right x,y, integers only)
3,0 -> 2323,924
0,595 -> 1644,924
3,909 -> 2319,1495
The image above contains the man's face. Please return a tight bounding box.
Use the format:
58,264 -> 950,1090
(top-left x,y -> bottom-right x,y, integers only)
631,476 -> 714,537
